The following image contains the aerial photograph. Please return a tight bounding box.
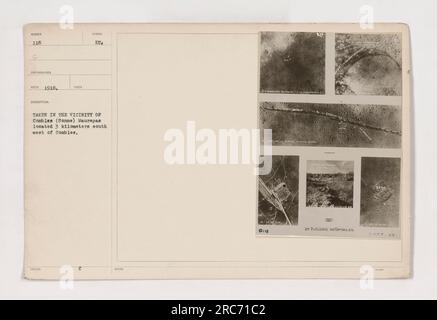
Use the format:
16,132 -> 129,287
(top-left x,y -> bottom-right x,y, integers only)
336,33 -> 402,96
260,102 -> 401,148
360,157 -> 401,227
260,32 -> 325,94
258,156 -> 299,225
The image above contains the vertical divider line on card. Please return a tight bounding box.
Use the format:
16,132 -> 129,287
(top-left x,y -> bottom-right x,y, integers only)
325,32 -> 336,97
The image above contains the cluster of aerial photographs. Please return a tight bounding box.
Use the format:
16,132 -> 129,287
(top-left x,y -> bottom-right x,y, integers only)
257,31 -> 402,237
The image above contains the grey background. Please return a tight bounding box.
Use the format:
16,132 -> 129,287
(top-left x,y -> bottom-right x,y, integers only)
0,0 -> 435,299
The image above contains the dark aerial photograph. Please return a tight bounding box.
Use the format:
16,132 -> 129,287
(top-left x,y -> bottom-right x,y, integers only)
260,32 -> 325,94
260,102 -> 401,148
